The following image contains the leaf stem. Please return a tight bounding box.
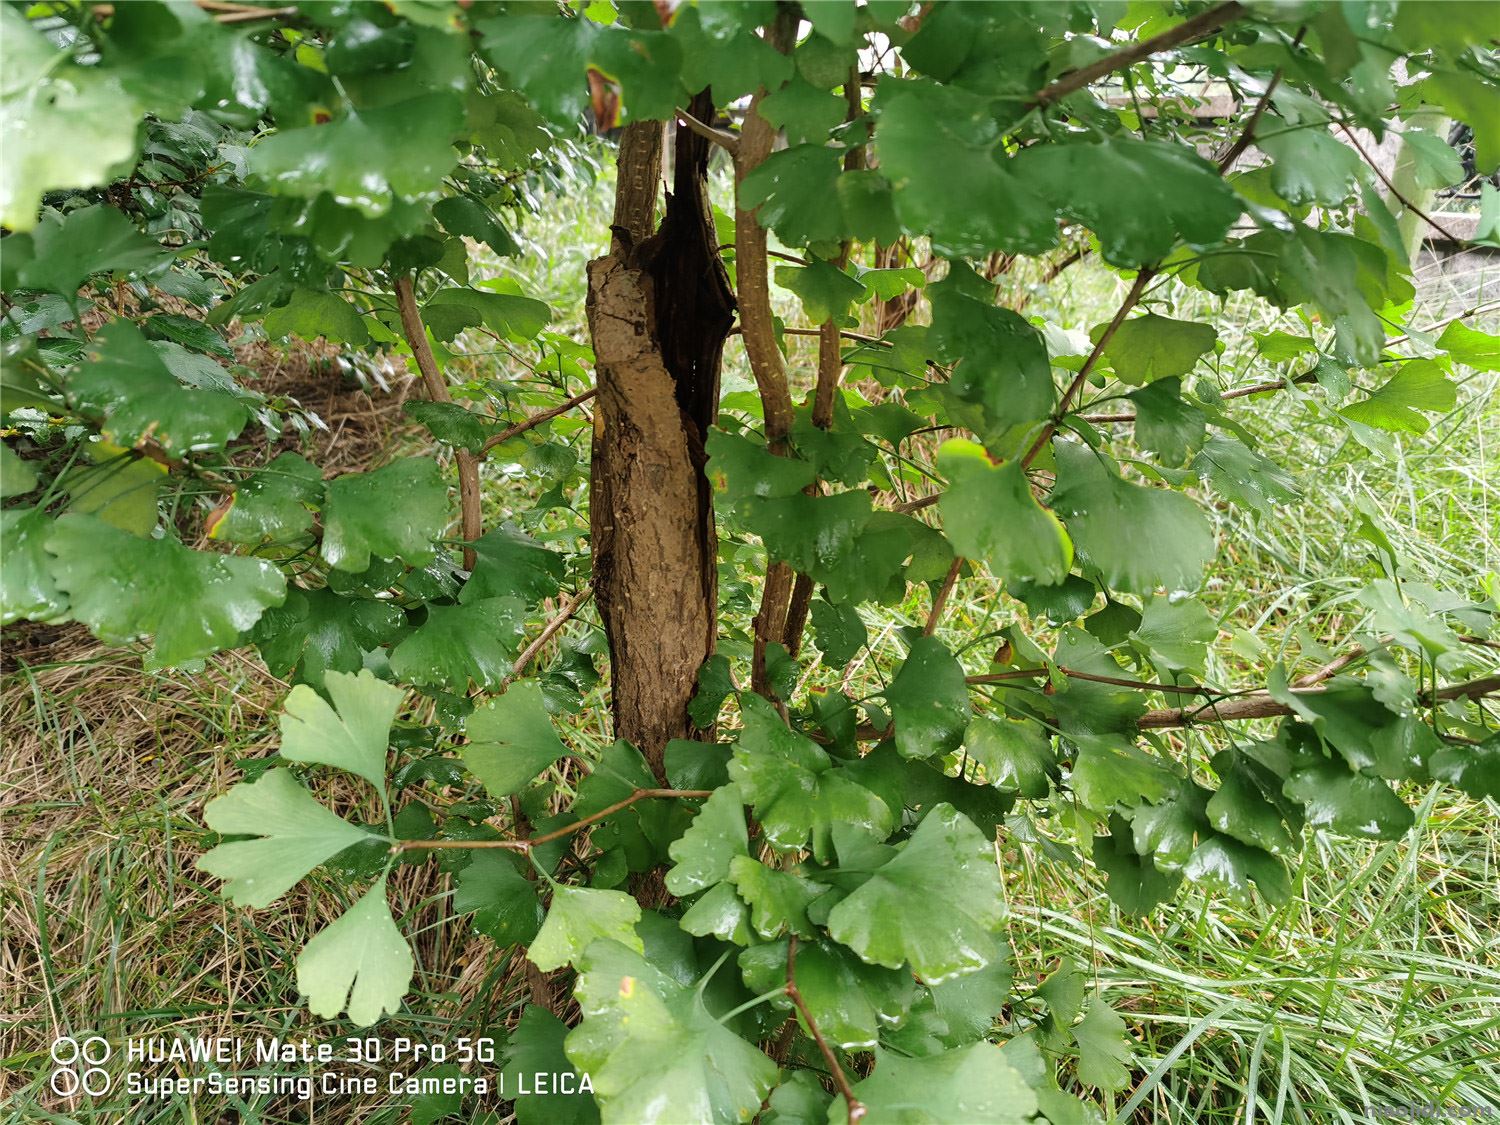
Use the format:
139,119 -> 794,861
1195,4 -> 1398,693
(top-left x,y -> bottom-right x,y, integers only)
786,935 -> 866,1124
390,788 -> 712,855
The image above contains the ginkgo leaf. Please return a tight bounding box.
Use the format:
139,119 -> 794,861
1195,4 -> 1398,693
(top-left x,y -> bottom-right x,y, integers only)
1010,138 -> 1242,267
208,452 -> 323,545
664,784 -> 749,896
320,457 -> 449,573
249,93 -> 464,216
528,885 -> 643,972
453,852 -> 544,946
296,877 -> 414,1026
45,513 -> 284,668
740,939 -> 913,1051
832,1043 -> 1037,1124
567,940 -> 777,1125
727,856 -> 828,940
263,288 -> 370,345
965,716 -> 1055,799
463,680 -> 571,798
71,322 -> 249,455
728,695 -> 893,861
825,803 -> 1003,982
388,597 -> 526,691
502,1006 -> 601,1125
0,508 -> 68,626
1100,314 -> 1217,385
938,440 -> 1072,587
1340,359 -> 1458,435
251,587 -> 405,688
0,11 -> 144,231
884,635 -> 972,761
1072,1000 -> 1133,1091
1050,442 -> 1214,595
197,768 -> 373,908
16,205 -> 167,296
279,669 -> 403,797
0,445 -> 37,498
464,524 -> 566,605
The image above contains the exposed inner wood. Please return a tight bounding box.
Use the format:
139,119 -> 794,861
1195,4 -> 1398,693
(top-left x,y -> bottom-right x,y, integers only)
587,93 -> 734,777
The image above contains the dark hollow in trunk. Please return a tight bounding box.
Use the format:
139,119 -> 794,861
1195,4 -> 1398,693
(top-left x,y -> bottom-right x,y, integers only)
587,92 -> 735,778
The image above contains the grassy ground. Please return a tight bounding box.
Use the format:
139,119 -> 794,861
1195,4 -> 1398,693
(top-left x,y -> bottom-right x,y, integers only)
2,161 -> 1497,1123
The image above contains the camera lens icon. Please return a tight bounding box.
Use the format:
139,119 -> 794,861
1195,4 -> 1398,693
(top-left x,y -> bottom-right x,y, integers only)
49,1036 -> 112,1096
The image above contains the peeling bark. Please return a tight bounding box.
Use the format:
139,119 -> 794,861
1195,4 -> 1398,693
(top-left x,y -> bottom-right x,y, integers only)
588,96 -> 734,777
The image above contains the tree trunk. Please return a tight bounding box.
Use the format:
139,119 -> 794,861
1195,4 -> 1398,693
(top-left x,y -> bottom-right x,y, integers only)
587,95 -> 734,779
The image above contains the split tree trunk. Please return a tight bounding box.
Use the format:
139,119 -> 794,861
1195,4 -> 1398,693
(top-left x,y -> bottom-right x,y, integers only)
586,94 -> 734,779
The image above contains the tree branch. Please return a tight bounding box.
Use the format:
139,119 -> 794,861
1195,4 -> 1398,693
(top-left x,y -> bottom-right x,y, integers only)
786,936 -> 867,1125
1021,269 -> 1154,467
478,388 -> 598,459
924,556 -> 964,636
676,108 -> 739,156
504,585 -> 594,685
736,10 -> 800,699
395,275 -> 483,570
1030,2 -> 1247,108
392,787 -> 712,854
1138,675 -> 1500,730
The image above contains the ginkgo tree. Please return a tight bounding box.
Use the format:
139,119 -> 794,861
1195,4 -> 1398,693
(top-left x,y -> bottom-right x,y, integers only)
3,1 -> 1499,1121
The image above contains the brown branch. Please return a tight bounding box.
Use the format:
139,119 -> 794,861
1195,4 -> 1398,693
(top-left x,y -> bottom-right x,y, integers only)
786,936 -> 867,1125
395,275 -> 483,570
966,667 -> 1222,696
1339,123 -> 1464,244
894,493 -> 940,515
478,388 -> 598,458
1212,30 -> 1305,173
737,10 -> 799,699
1138,675 -> 1500,730
504,585 -> 594,685
846,673 -> 1500,743
392,788 -> 712,854
924,556 -> 964,636
768,326 -> 886,345
1022,269 -> 1154,468
1079,366 -> 1321,424
1030,2 -> 1247,108
675,108 -> 738,155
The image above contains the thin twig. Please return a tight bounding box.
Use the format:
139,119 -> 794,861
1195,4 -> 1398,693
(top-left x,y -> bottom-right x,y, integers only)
786,936 -> 867,1125
1339,123 -> 1464,244
1030,2 -> 1247,108
478,388 -> 598,458
505,585 -> 594,684
966,667 -> 1223,696
1021,269 -> 1154,468
1212,28 -> 1306,173
395,275 -> 482,569
392,788 -> 712,854
924,556 -> 964,636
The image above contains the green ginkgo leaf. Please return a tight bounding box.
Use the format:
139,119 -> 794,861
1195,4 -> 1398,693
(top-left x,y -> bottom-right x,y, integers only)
566,940 -> 777,1125
296,877 -> 414,1026
528,885 -> 643,972
938,440 -> 1072,588
320,457 -> 449,573
826,803 -> 1003,982
45,513 -> 284,668
198,768 -> 373,908
279,669 -> 403,797
463,680 -> 571,798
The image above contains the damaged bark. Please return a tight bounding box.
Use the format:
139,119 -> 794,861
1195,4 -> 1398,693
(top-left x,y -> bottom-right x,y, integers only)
587,94 -> 735,778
